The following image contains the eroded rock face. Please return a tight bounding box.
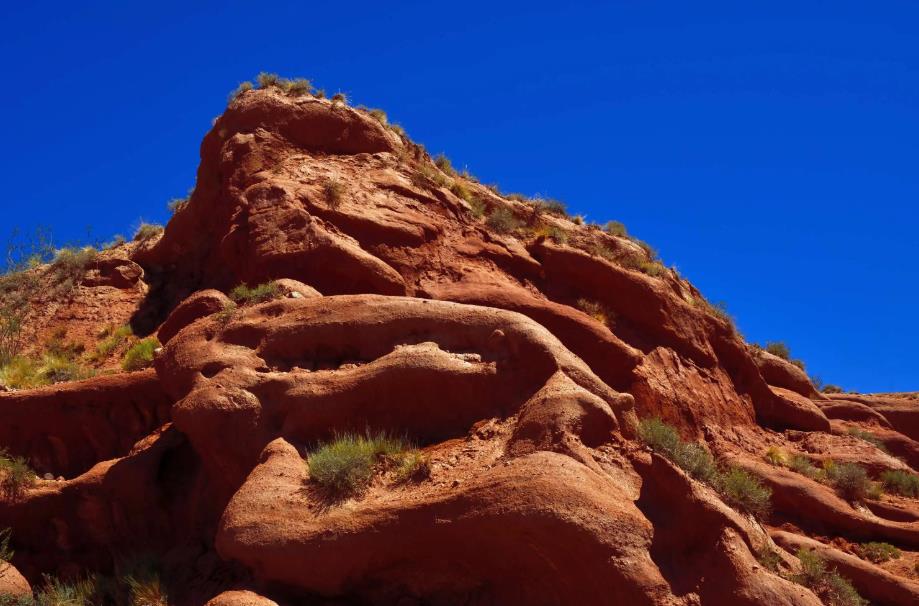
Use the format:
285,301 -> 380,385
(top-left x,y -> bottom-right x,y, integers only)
1,87 -> 917,606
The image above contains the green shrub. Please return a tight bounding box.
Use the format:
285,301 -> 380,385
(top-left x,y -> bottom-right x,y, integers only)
392,450 -> 430,484
846,427 -> 887,452
754,542 -> 783,573
323,178 -> 345,208
822,384 -> 843,394
229,282 -> 282,306
637,418 -> 717,483
857,541 -> 900,563
450,181 -> 472,202
307,432 -> 406,497
533,199 -> 568,218
228,80 -> 253,102
89,325 -> 133,362
313,89 -> 326,99
121,554 -> 168,606
717,466 -> 772,519
789,454 -> 825,481
763,446 -> 786,466
637,418 -> 681,456
0,305 -> 24,365
674,442 -> 718,484
167,197 -> 189,214
133,223 -> 163,242
49,247 -> 96,289
0,449 -> 35,499
826,462 -> 871,501
485,207 -> 521,234
604,220 -> 627,237
121,338 -> 160,372
433,154 -> 455,175
880,469 -> 919,497
0,356 -> 45,389
331,92 -> 347,104
256,72 -> 282,89
287,78 -> 313,97
34,576 -> 97,606
791,358 -> 806,371
467,197 -> 487,219
39,355 -> 94,384
765,341 -> 791,360
793,549 -> 866,606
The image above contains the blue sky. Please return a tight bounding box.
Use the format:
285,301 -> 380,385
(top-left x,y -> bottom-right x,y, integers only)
2,1 -> 916,392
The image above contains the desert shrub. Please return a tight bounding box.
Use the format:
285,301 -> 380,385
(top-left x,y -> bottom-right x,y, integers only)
133,223 -> 163,242
413,164 -> 449,189
39,355 -> 94,384
755,542 -> 783,573
822,384 -> 843,394
120,555 -> 168,606
389,123 -> 406,138
764,446 -> 786,466
467,197 -> 487,219
433,154 -> 455,175
323,178 -> 345,208
857,541 -> 900,563
0,449 -> 36,499
392,450 -> 430,484
788,454 -> 825,481
121,338 -> 160,372
544,225 -> 568,244
49,247 -> 96,289
167,197 -> 189,214
287,78 -> 313,97
637,418 -> 717,483
765,341 -> 791,360
717,466 -> 772,518
505,193 -> 529,202
331,92 -> 347,104
450,181 -> 472,202
793,549 -> 866,606
532,198 -> 567,218
604,220 -> 627,237
228,80 -> 253,102
571,215 -> 585,226
34,576 -> 97,606
313,89 -> 326,99
576,298 -> 612,327
826,462 -> 871,501
256,72 -> 282,89
307,432 -> 406,497
0,527 -> 12,563
44,328 -> 83,360
485,207 -> 521,234
880,469 -> 919,497
229,282 -> 281,306
791,358 -> 806,371
366,108 -> 387,125
639,260 -> 667,277
89,325 -> 133,362
0,356 -> 45,389
846,427 -> 887,452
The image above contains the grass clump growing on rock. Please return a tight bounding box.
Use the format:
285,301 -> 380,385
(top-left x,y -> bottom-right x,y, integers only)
856,541 -> 900,563
763,446 -> 787,466
793,548 -> 867,606
230,282 -> 282,306
323,177 -> 345,208
716,467 -> 772,519
825,462 -> 872,501
846,427 -> 887,452
307,432 -> 407,497
575,299 -> 614,327
485,207 -> 521,234
89,325 -> 133,362
121,337 -> 159,372
134,223 -> 164,242
0,449 -> 36,499
880,469 -> 919,497
604,220 -> 627,237
788,454 -> 825,482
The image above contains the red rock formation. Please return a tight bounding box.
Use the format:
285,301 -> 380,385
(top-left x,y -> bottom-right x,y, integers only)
0,86 -> 915,606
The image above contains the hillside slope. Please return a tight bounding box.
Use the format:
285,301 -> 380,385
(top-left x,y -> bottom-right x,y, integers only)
1,81 -> 917,606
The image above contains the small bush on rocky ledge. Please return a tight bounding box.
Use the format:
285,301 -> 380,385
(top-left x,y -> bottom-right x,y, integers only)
0,449 -> 36,499
228,80 -> 254,102
788,454 -> 825,482
716,466 -> 772,519
822,384 -> 843,394
880,469 -> 919,497
765,341 -> 791,359
826,462 -> 872,501
89,324 -> 133,362
134,223 -> 164,242
793,548 -> 866,606
121,337 -> 160,372
230,282 -> 282,306
323,177 -> 345,208
307,432 -> 407,497
604,220 -> 627,237
856,541 -> 900,563
575,298 -> 614,328
846,427 -> 888,452
763,446 -> 787,466
485,207 -> 522,234
49,247 -> 96,291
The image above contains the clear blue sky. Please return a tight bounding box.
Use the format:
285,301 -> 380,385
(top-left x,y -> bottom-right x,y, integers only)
2,2 -> 916,392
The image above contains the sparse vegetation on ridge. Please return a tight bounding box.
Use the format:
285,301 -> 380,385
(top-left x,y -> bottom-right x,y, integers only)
846,427 -> 887,452
638,418 -> 771,519
134,223 -> 164,242
880,469 -> 919,497
229,282 -> 282,306
856,541 -> 900,563
792,548 -> 866,606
